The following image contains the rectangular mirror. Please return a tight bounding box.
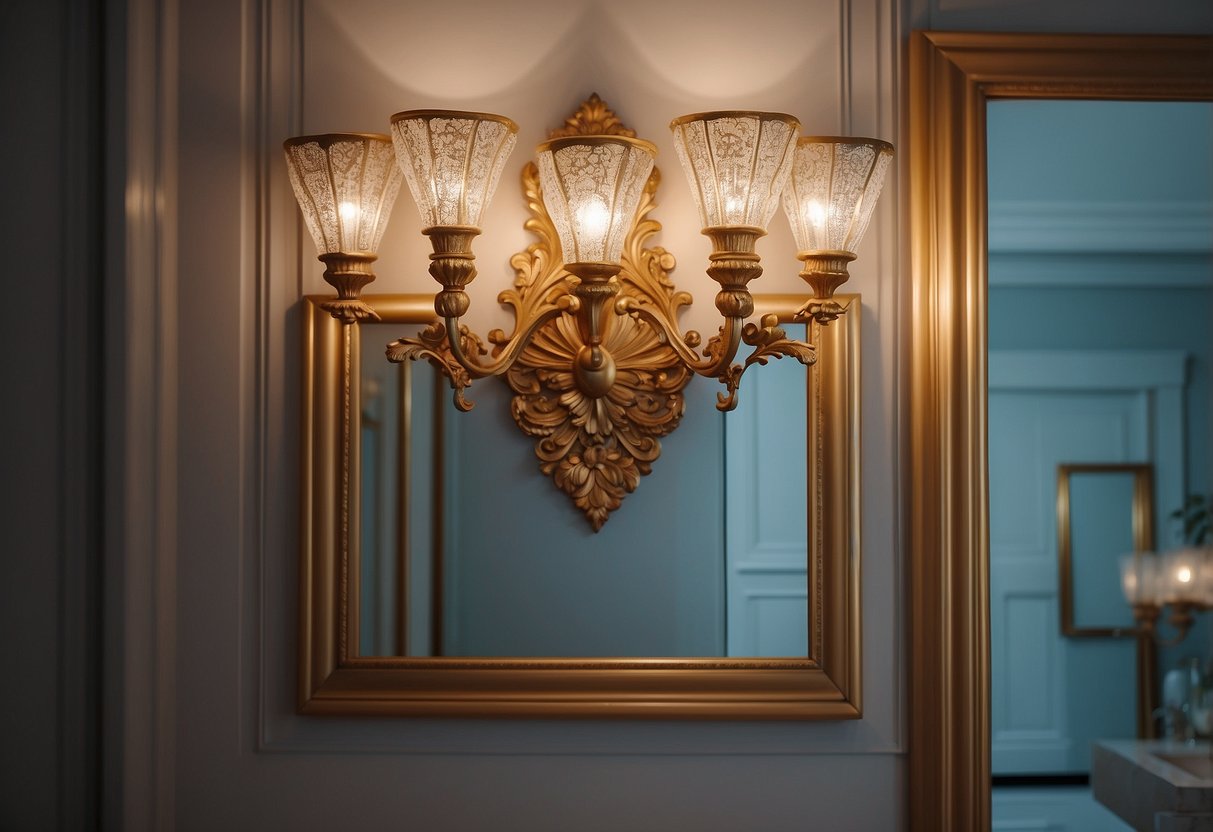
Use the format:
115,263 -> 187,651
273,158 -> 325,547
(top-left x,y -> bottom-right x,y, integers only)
353,317 -> 816,660
1057,463 -> 1154,638
300,293 -> 861,717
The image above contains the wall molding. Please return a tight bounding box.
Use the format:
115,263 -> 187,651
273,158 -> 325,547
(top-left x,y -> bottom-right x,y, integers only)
989,251 -> 1213,289
989,349 -> 1189,550
989,199 -> 1213,255
104,0 -> 179,828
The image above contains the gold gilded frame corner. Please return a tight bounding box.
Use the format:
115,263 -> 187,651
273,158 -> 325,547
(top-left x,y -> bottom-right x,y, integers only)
908,31 -> 1213,832
300,293 -> 861,718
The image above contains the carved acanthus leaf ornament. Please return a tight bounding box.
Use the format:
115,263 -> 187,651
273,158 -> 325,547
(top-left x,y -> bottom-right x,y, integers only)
502,113 -> 693,530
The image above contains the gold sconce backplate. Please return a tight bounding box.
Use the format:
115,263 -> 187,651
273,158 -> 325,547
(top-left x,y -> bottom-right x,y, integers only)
404,96 -> 695,531
503,96 -> 690,530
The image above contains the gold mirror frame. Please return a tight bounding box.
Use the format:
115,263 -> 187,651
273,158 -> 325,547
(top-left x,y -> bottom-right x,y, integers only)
908,31 -> 1213,831
1057,462 -> 1155,639
300,292 -> 861,718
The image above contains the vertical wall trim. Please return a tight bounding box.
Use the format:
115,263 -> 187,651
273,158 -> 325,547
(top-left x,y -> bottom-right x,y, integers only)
253,0 -> 303,749
104,0 -> 179,828
839,0 -> 853,134
61,0 -> 105,827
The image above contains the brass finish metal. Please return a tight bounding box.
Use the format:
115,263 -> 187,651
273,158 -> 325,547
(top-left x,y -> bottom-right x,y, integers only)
387,95 -> 824,529
319,252 -> 380,324
549,93 -> 637,138
796,250 -> 856,319
389,108 -> 520,133
909,31 -> 1213,832
500,112 -> 688,530
1056,463 -> 1154,638
300,293 -> 863,717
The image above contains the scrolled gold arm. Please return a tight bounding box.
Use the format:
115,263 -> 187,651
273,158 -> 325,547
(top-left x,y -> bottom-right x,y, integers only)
613,296 -> 742,376
441,295 -> 580,379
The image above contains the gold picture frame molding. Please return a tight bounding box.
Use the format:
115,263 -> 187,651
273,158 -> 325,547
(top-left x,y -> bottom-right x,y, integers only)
300,293 -> 862,718
1056,462 -> 1155,639
908,31 -> 1213,832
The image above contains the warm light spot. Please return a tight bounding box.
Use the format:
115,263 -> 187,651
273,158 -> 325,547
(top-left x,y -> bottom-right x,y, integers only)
806,199 -> 827,230
576,196 -> 611,250
339,201 -> 361,226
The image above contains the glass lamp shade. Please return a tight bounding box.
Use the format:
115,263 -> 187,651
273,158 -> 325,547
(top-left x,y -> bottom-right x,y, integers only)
536,135 -> 656,266
1120,552 -> 1162,606
782,136 -> 894,255
282,133 -> 402,255
1161,548 -> 1208,604
669,111 -> 800,231
389,110 -> 519,229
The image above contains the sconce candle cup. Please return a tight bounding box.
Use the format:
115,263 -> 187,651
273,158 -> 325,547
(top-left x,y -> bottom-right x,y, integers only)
285,95 -> 894,529
782,136 -> 894,322
282,132 -> 403,324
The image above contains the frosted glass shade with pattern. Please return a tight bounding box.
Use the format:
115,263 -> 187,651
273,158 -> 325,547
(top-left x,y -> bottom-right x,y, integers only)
782,137 -> 893,255
283,133 -> 402,255
669,111 -> 799,231
1161,548 -> 1210,604
1120,552 -> 1162,605
536,136 -> 656,266
390,110 -> 518,229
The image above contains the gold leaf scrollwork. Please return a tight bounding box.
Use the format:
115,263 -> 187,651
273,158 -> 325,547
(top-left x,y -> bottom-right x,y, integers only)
385,322 -> 484,412
505,97 -> 692,531
547,92 -> 637,139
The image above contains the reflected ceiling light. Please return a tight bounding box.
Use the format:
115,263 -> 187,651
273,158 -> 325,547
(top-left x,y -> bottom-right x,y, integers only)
285,95 -> 893,529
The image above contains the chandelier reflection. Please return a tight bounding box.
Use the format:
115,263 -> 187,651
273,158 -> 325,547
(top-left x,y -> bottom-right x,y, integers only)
284,96 -> 892,529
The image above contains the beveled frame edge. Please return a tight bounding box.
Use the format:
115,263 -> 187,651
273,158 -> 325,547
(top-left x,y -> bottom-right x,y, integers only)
1056,463 -> 1155,639
300,292 -> 862,719
908,31 -> 1213,832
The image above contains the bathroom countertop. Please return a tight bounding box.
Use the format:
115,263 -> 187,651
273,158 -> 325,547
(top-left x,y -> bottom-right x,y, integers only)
1092,740 -> 1213,832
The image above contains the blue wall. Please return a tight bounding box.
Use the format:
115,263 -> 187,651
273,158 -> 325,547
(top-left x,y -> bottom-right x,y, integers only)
988,100 -> 1213,701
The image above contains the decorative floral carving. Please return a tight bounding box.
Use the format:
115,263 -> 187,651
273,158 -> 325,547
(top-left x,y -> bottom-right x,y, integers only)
500,100 -> 692,531
547,93 -> 637,139
385,321 -> 485,412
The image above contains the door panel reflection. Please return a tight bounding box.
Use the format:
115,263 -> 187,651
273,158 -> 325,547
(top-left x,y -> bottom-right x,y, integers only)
355,322 -> 810,658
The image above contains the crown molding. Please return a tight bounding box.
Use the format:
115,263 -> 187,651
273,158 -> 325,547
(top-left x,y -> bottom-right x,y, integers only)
989,200 -> 1213,254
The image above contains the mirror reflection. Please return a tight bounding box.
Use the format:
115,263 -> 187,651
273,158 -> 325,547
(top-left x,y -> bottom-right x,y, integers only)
1061,466 -> 1149,635
356,322 -> 811,658
987,100 -> 1212,829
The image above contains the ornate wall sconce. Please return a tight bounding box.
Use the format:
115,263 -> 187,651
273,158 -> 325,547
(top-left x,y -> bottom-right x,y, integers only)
1122,548 -> 1213,645
285,96 -> 892,529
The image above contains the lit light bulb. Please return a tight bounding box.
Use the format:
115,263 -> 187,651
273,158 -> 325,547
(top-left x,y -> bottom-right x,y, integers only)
339,201 -> 360,225
806,199 -> 827,230
576,196 -> 611,251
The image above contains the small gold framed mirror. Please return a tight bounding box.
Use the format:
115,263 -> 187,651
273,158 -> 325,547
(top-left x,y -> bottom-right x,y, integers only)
1056,462 -> 1154,639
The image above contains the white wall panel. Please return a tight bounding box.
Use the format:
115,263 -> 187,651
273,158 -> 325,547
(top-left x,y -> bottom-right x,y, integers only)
159,0 -> 908,828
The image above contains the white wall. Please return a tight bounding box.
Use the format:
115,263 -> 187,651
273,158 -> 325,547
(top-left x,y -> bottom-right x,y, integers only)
165,0 -> 904,829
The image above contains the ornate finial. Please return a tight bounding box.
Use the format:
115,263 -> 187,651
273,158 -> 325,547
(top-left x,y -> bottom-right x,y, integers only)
548,93 -> 637,139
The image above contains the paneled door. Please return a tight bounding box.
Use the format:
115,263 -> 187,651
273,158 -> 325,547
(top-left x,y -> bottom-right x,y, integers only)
989,350 -> 1187,776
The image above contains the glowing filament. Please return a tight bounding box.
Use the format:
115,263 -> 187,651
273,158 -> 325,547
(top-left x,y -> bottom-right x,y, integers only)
577,197 -> 611,251
806,199 -> 827,230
